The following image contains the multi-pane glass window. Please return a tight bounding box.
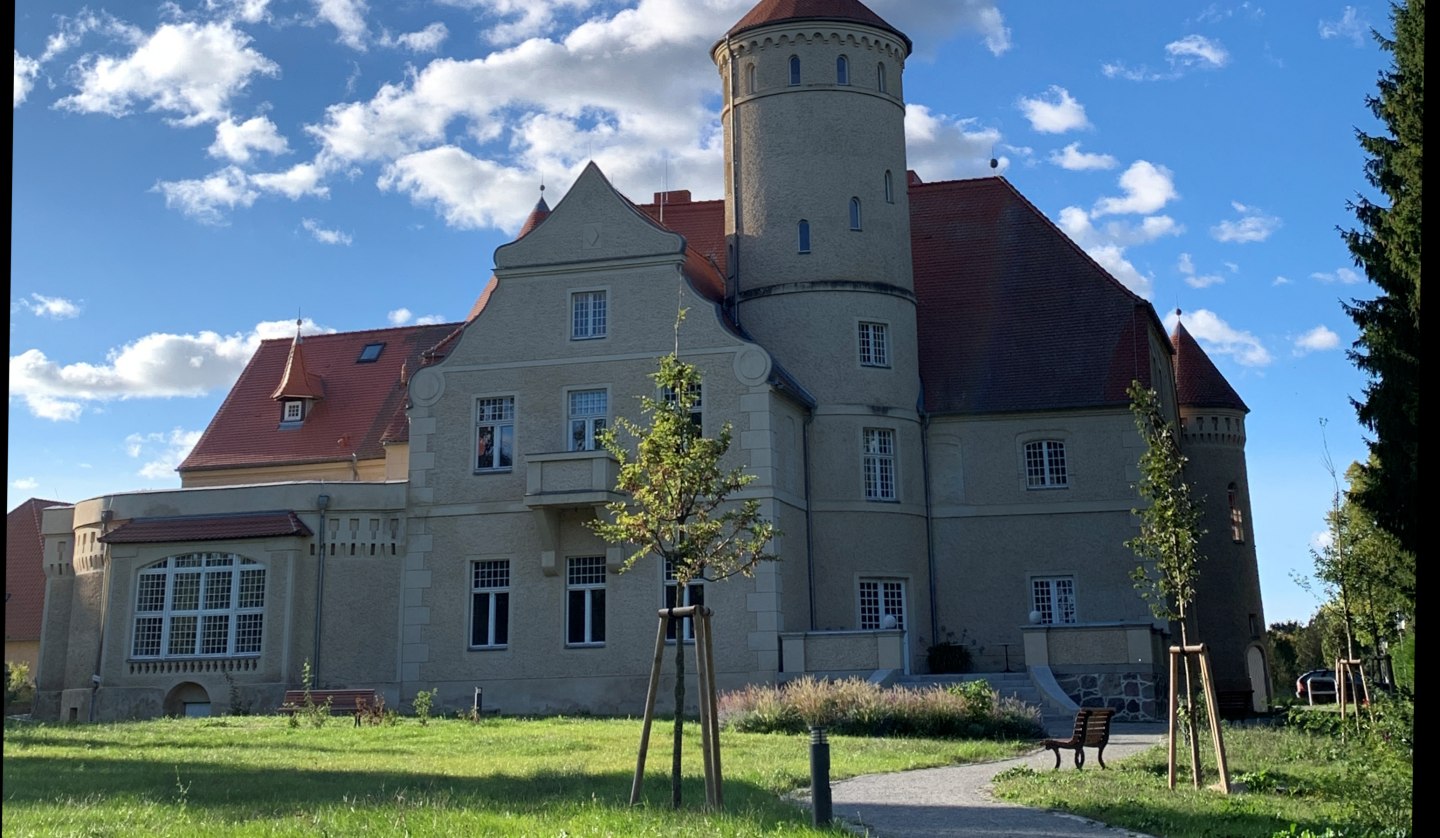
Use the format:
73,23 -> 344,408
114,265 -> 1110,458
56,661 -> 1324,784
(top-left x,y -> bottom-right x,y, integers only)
131,553 -> 265,658
283,400 -> 303,422
662,381 -> 703,431
1024,440 -> 1068,488
1032,576 -> 1077,624
470,560 -> 511,648
859,578 -> 906,630
663,560 -> 706,642
863,428 -> 897,501
567,556 -> 607,646
1228,483 -> 1246,542
476,396 -> 515,471
568,389 -> 608,451
858,321 -> 889,367
571,290 -> 607,339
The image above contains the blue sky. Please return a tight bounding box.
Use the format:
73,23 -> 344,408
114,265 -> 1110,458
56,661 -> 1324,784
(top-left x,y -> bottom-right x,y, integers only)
10,1 -> 1392,626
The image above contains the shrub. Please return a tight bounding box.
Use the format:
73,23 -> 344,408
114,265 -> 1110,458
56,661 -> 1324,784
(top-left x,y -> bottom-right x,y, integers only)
6,661 -> 36,711
413,688 -> 436,725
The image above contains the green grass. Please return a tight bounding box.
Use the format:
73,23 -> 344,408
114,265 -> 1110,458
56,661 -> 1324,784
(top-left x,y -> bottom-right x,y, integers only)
2,714 -> 1033,837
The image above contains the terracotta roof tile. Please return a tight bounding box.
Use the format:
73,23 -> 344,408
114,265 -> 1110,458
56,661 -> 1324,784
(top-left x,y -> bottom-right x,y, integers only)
1172,320 -> 1249,412
517,196 -> 551,238
271,329 -> 326,400
100,511 -> 312,544
180,322 -> 459,474
6,498 -> 67,642
725,0 -> 911,53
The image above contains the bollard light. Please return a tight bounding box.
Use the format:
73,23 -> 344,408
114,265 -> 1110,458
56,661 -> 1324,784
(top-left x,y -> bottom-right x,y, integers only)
810,726 -> 832,826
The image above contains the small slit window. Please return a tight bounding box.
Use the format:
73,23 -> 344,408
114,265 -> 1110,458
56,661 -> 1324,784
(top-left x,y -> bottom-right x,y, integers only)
849,197 -> 862,231
877,62 -> 887,93
746,63 -> 756,94
884,170 -> 894,204
357,342 -> 385,363
789,55 -> 801,86
797,219 -> 811,253
836,55 -> 849,85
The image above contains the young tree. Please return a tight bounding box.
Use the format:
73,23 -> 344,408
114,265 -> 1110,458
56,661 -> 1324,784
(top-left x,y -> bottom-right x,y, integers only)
1340,0 -> 1422,560
590,343 -> 777,809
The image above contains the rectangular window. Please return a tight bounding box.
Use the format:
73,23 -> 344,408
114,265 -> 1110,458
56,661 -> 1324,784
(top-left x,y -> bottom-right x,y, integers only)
664,560 -> 705,642
283,400 -> 303,422
858,321 -> 889,367
1024,440 -> 1068,489
567,556 -> 607,646
476,396 -> 516,471
859,578 -> 906,630
863,428 -> 897,501
662,381 -> 703,431
568,389 -> 608,451
1032,576 -> 1077,624
470,560 -> 511,649
571,290 -> 607,339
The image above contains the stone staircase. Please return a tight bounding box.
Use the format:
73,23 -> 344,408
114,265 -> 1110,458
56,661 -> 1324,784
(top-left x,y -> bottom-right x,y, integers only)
897,671 -> 1074,727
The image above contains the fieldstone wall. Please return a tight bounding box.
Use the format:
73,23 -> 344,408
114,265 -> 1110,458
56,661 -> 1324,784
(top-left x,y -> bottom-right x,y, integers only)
1054,671 -> 1161,720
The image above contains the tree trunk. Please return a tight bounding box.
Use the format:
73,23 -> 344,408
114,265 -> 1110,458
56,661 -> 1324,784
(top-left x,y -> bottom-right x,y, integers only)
1178,616 -> 1201,787
672,625 -> 685,809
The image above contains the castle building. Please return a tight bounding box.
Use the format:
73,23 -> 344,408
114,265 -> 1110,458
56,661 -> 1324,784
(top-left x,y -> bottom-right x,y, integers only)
34,0 -> 1269,722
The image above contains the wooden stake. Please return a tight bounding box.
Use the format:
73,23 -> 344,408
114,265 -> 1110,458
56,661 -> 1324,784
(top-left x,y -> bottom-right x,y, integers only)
630,611 -> 671,805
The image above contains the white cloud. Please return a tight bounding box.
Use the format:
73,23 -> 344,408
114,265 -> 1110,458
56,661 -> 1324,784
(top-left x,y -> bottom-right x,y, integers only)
1212,201 -> 1281,243
1319,6 -> 1368,46
1163,308 -> 1272,366
1310,267 -> 1363,284
1100,61 -> 1165,82
1017,85 -> 1090,134
1294,325 -> 1341,355
252,163 -> 328,199
126,428 -> 205,480
12,477 -> 40,490
904,104 -> 1003,180
302,218 -> 353,245
873,0 -> 1011,57
1166,34 -> 1230,69
378,145 -> 542,231
206,0 -> 273,24
1049,142 -> 1117,171
387,22 -> 450,53
15,51 -> 41,107
208,115 -> 289,162
24,294 -> 83,319
1092,160 -> 1178,216
313,0 -> 370,50
388,307 -> 414,325
1273,275 -> 1292,286
8,318 -> 334,421
152,166 -> 259,223
437,0 -> 592,46
1177,252 -> 1224,289
1056,206 -> 1156,298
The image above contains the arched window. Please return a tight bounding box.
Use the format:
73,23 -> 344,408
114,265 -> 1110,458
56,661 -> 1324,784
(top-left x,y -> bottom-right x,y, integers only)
746,63 -> 756,94
884,170 -> 894,204
797,219 -> 811,253
849,197 -> 862,231
132,553 -> 266,658
877,62 -> 887,93
789,55 -> 801,86
1229,482 -> 1245,543
836,55 -> 849,85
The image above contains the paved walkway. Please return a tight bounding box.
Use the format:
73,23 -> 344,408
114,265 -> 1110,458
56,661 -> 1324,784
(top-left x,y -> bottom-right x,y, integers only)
800,720 -> 1168,838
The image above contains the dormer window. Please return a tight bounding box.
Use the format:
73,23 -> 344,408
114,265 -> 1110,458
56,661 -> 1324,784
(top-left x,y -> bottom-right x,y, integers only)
357,342 -> 385,363
282,400 -> 305,423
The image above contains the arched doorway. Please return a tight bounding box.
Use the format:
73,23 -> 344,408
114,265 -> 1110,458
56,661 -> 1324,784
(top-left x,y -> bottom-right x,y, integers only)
164,682 -> 212,717
1246,645 -> 1269,713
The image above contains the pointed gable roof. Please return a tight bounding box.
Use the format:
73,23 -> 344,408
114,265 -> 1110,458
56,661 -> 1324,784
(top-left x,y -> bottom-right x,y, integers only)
180,322 -> 460,474
271,323 -> 326,401
910,176 -> 1169,415
517,195 -> 551,238
725,0 -> 911,53
1171,318 -> 1249,412
7,497 -> 66,643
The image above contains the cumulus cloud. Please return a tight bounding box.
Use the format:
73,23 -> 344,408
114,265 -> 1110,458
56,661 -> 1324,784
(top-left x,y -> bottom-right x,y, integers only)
206,0 -> 273,25
1212,201 -> 1281,243
1310,267 -> 1363,284
12,477 -> 40,490
387,307 -> 449,326
1092,160 -> 1178,216
1164,308 -> 1272,366
8,318 -> 334,421
152,166 -> 260,223
875,0 -> 1011,57
1166,35 -> 1230,69
1273,275 -> 1292,286
252,163 -> 328,199
904,104 -> 1004,180
1057,207 -> 1158,298
1177,252 -> 1224,289
126,428 -> 204,480
1049,142 -> 1118,171
24,294 -> 83,319
1293,325 -> 1341,355
1017,86 -> 1090,134
15,51 -> 41,107
56,21 -> 279,125
1319,6 -> 1368,46
208,115 -> 290,163
301,217 -> 353,245
385,22 -> 450,53
313,0 -> 370,51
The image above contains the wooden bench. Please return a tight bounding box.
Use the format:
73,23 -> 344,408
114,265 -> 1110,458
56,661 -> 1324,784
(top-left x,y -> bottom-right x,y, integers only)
1042,707 -> 1116,770
1216,690 -> 1254,722
280,689 -> 379,726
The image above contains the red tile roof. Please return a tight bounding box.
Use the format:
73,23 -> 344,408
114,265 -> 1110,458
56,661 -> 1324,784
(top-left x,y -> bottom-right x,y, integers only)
909,176 -> 1169,415
180,323 -> 459,474
725,0 -> 911,53
517,196 -> 551,239
638,197 -> 728,278
1171,320 -> 1249,412
6,498 -> 66,642
100,512 -> 312,544
271,329 -> 326,400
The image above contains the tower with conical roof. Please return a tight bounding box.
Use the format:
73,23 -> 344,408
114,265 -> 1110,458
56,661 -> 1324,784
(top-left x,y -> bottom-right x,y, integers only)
1171,316 -> 1271,711
713,1 -> 926,634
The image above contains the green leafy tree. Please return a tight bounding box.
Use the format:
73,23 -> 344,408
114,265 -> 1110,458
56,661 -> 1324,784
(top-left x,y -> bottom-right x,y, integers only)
589,337 -> 777,809
1340,0 -> 1422,561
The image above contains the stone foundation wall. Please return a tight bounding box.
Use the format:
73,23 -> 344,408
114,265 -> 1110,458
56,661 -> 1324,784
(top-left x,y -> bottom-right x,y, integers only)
1054,671 -> 1161,721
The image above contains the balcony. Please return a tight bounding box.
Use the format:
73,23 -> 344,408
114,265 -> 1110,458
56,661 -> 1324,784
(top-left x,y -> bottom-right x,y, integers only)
523,450 -> 626,576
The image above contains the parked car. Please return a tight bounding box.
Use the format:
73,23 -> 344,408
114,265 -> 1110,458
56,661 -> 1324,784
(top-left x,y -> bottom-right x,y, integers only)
1295,669 -> 1370,703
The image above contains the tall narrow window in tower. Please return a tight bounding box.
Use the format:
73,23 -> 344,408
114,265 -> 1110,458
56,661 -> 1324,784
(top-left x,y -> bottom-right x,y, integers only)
836,54 -> 849,85
849,197 -> 862,230
1228,482 -> 1245,543
863,428 -> 897,501
877,62 -> 887,93
797,219 -> 811,253
788,55 -> 800,85
568,389 -> 608,451
746,63 -> 756,94
1024,440 -> 1068,488
858,321 -> 889,367
884,170 -> 894,204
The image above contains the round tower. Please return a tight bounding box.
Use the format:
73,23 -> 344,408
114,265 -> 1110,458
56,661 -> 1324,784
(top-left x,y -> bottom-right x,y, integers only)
713,1 -> 928,642
1172,318 -> 1271,712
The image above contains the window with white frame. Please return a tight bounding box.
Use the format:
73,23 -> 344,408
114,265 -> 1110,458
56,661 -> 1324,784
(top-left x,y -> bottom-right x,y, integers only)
469,560 -> 510,648
282,400 -> 304,423
1032,576 -> 1077,624
858,321 -> 889,367
571,290 -> 607,339
566,556 -> 606,646
662,380 -> 703,431
568,389 -> 608,451
1024,440 -> 1068,489
132,553 -> 265,658
663,560 -> 705,642
475,396 -> 515,471
859,577 -> 906,630
863,428 -> 897,501
1228,482 -> 1245,543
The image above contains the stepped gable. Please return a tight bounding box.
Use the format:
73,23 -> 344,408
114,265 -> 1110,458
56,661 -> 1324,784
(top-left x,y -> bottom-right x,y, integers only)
911,176 -> 1168,415
1171,319 -> 1249,412
179,322 -> 459,474
7,498 -> 67,643
724,0 -> 912,53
